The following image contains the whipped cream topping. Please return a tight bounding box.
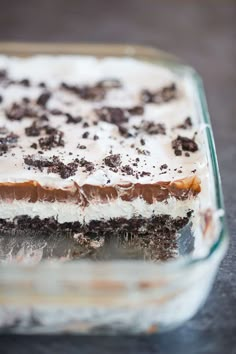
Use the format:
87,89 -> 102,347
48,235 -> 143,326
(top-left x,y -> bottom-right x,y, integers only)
0,55 -> 208,188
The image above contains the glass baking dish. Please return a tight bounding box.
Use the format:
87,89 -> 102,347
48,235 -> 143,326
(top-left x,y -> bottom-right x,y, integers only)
0,42 -> 228,334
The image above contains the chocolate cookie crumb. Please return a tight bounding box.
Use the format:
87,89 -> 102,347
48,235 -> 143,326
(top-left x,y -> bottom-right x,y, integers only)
127,106 -> 144,115
66,113 -> 82,124
50,109 -> 62,116
38,131 -> 65,150
160,164 -> 168,170
121,165 -> 134,175
82,131 -> 89,139
172,135 -> 198,156
177,117 -> 193,130
141,83 -> 177,104
37,92 -> 51,107
140,171 -> 151,177
141,121 -> 166,135
30,143 -> 38,149
95,107 -> 128,126
20,79 -> 30,87
140,138 -> 145,146
104,154 -> 121,168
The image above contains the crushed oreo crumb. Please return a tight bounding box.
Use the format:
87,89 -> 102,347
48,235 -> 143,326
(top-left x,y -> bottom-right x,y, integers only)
172,135 -> 198,156
121,165 -> 134,175
177,117 -> 193,129
66,113 -> 82,124
30,143 -> 38,149
127,106 -> 144,115
82,131 -> 89,139
36,92 -> 51,107
136,147 -> 150,156
141,83 -> 177,104
38,130 -> 64,150
2,133 -> 18,145
104,154 -> 121,168
50,109 -> 62,116
160,164 -> 168,170
20,78 -> 30,87
95,107 -> 128,126
140,171 -> 151,177
78,158 -> 95,172
141,121 -> 166,135
77,144 -> 87,149
24,155 -> 79,179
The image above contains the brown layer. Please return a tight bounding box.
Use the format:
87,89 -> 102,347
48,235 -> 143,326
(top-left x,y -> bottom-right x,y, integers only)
0,175 -> 201,205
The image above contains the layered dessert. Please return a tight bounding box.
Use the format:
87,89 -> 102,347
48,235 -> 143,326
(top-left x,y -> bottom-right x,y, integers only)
0,55 -> 208,261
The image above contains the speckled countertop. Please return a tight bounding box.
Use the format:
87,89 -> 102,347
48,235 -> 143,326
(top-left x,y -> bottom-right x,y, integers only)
0,1 -> 235,353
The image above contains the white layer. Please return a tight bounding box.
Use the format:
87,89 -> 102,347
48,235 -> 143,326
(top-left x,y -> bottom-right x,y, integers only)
0,55 -> 208,187
0,197 -> 196,224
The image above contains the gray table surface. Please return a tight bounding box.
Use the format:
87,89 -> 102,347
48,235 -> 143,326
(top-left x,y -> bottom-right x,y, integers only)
0,1 -> 235,353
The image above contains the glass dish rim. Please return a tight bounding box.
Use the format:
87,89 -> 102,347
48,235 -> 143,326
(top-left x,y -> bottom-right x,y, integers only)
0,41 -> 229,274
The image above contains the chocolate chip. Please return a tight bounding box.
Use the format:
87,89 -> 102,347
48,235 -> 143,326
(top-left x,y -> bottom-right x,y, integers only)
83,122 -> 89,128
93,135 -> 99,141
37,92 -> 51,107
0,95 -> 3,103
66,113 -> 82,124
104,154 -> 121,168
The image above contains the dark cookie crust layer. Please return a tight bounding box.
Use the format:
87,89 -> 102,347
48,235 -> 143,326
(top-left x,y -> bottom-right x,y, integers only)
0,213 -> 191,262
